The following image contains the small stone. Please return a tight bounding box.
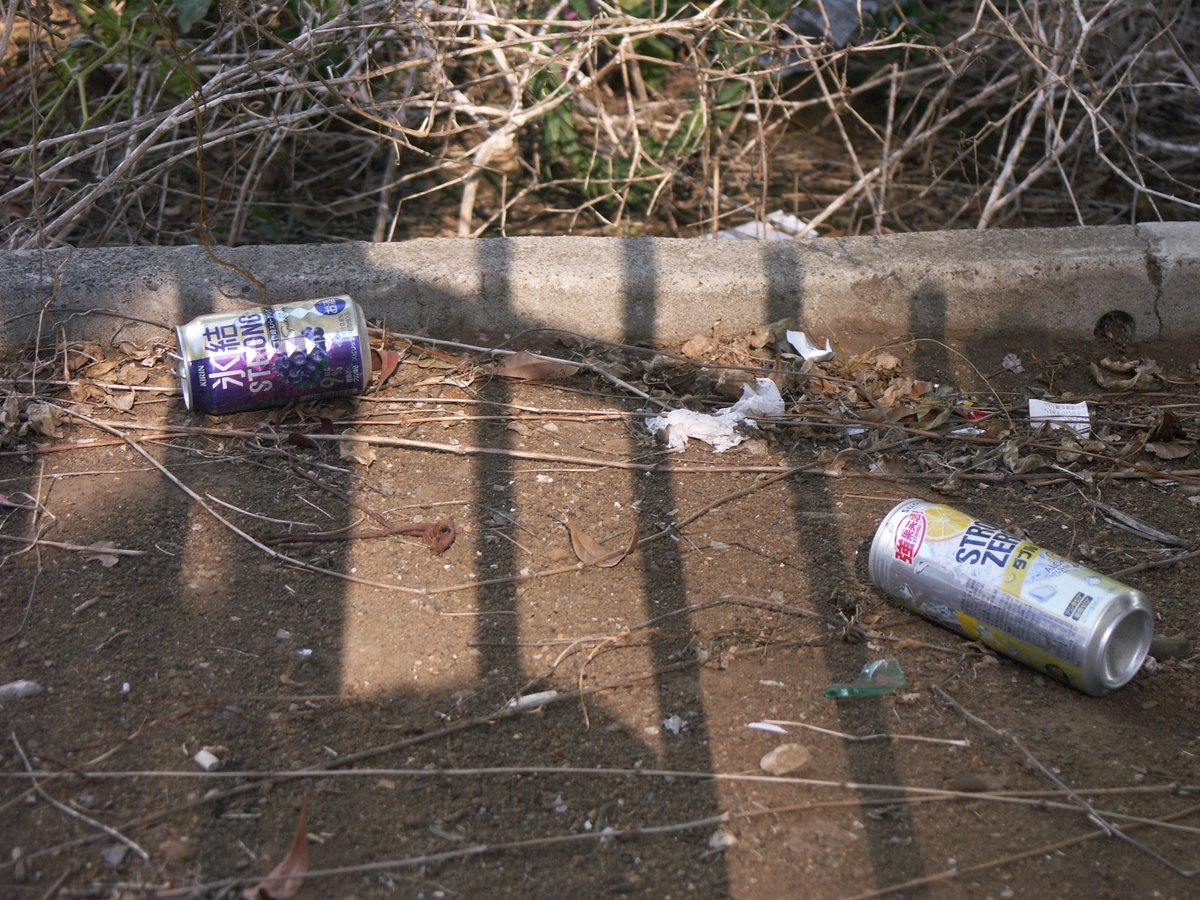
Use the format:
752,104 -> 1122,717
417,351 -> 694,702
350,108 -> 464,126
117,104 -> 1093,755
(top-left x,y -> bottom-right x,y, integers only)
101,845 -> 129,868
760,743 -> 811,776
276,629 -> 291,642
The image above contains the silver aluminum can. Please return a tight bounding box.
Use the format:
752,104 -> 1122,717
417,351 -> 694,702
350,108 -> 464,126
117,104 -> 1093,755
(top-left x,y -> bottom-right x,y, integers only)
174,295 -> 371,414
869,499 -> 1153,695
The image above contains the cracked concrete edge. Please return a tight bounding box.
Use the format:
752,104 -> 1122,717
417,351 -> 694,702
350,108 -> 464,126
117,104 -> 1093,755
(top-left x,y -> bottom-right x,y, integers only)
1,224 -> 1196,355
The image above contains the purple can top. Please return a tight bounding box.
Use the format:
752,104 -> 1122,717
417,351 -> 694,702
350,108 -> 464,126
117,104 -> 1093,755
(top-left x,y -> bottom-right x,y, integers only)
176,296 -> 371,414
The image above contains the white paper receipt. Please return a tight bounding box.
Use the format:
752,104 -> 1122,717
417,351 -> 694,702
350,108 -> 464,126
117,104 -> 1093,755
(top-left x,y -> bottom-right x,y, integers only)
1029,399 -> 1091,438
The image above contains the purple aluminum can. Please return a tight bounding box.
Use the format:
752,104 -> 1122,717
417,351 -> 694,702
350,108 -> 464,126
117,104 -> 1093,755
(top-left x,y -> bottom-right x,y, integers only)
174,296 -> 371,414
869,499 -> 1153,695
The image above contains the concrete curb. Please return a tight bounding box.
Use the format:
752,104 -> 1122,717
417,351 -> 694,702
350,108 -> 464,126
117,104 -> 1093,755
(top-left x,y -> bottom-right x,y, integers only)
2,224 -> 1197,353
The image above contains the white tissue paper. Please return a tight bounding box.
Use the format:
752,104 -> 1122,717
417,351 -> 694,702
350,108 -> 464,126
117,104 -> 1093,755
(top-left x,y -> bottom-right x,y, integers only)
646,378 -> 785,452
785,330 -> 835,362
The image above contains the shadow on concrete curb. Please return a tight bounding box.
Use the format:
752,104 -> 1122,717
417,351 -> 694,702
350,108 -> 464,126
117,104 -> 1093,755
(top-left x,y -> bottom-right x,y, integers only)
2,225 -> 1196,354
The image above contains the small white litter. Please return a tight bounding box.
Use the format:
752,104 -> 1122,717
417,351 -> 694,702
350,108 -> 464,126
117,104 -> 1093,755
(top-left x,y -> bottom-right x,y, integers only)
646,378 -> 785,452
711,209 -> 818,241
1029,399 -> 1091,437
505,690 -> 559,712
193,748 -> 222,772
785,330 -> 835,362
746,721 -> 789,735
663,713 -> 687,735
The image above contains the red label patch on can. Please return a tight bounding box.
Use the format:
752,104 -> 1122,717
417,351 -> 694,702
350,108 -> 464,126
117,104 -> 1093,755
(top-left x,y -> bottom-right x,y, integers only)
893,511 -> 926,564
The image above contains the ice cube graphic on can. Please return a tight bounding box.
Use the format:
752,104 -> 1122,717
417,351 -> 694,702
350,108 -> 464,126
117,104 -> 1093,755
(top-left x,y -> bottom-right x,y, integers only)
173,295 -> 372,414
869,499 -> 1153,695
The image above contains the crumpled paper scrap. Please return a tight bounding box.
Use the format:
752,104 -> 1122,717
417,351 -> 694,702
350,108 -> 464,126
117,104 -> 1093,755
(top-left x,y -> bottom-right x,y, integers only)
785,330 -> 835,362
646,378 -> 785,452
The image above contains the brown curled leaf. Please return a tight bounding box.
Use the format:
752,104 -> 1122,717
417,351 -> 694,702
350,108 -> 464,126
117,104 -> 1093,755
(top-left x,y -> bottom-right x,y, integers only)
287,417 -> 336,450
421,517 -> 456,554
287,432 -> 320,450
371,347 -> 403,389
565,516 -> 637,568
392,517 -> 456,554
243,796 -> 309,900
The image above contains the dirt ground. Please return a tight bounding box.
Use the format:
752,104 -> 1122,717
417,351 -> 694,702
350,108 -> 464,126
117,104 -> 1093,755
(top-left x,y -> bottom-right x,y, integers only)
1,323 -> 1198,899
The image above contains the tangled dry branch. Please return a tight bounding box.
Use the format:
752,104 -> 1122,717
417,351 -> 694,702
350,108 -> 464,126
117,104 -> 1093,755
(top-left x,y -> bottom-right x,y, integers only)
1,0 -> 1197,248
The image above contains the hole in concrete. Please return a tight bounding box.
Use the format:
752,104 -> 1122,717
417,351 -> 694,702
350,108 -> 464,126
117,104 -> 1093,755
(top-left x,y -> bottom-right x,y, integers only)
1094,310 -> 1135,344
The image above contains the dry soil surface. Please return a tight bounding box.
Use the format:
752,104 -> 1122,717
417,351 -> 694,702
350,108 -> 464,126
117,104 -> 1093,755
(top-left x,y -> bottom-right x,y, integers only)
1,329 -> 1198,899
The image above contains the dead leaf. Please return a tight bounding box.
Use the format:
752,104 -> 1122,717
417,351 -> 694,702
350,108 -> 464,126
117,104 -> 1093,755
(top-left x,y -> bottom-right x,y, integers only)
749,318 -> 799,350
915,402 -> 952,430
116,340 -> 158,361
1120,429 -> 1150,458
337,430 -> 376,467
869,454 -> 910,475
1000,440 -> 1048,474
243,797 -> 309,900
872,352 -> 902,371
288,418 -> 335,450
564,516 -> 637,568
69,381 -> 106,404
82,358 -> 122,380
1090,359 -> 1163,391
370,348 -> 403,388
681,334 -> 716,359
496,350 -> 579,382
66,342 -> 106,375
288,432 -> 320,450
714,371 -> 756,401
120,364 -> 150,386
107,390 -> 137,412
1150,411 -> 1185,442
819,447 -> 858,476
878,377 -> 934,409
25,402 -> 65,438
395,517 -> 457,554
1146,442 -> 1192,460
1097,357 -> 1138,373
1055,437 -> 1082,464
84,541 -> 121,568
1,394 -> 19,429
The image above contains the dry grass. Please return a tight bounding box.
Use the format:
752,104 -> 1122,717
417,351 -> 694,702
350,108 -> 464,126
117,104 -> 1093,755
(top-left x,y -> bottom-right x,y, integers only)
1,0 -> 1197,249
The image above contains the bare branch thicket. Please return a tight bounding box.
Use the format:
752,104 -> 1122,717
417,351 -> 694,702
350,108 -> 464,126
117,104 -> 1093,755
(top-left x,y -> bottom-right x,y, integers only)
0,0 -> 1197,250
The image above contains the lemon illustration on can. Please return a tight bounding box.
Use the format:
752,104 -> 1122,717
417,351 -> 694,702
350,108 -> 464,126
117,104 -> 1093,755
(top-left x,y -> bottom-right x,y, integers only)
922,504 -> 973,541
